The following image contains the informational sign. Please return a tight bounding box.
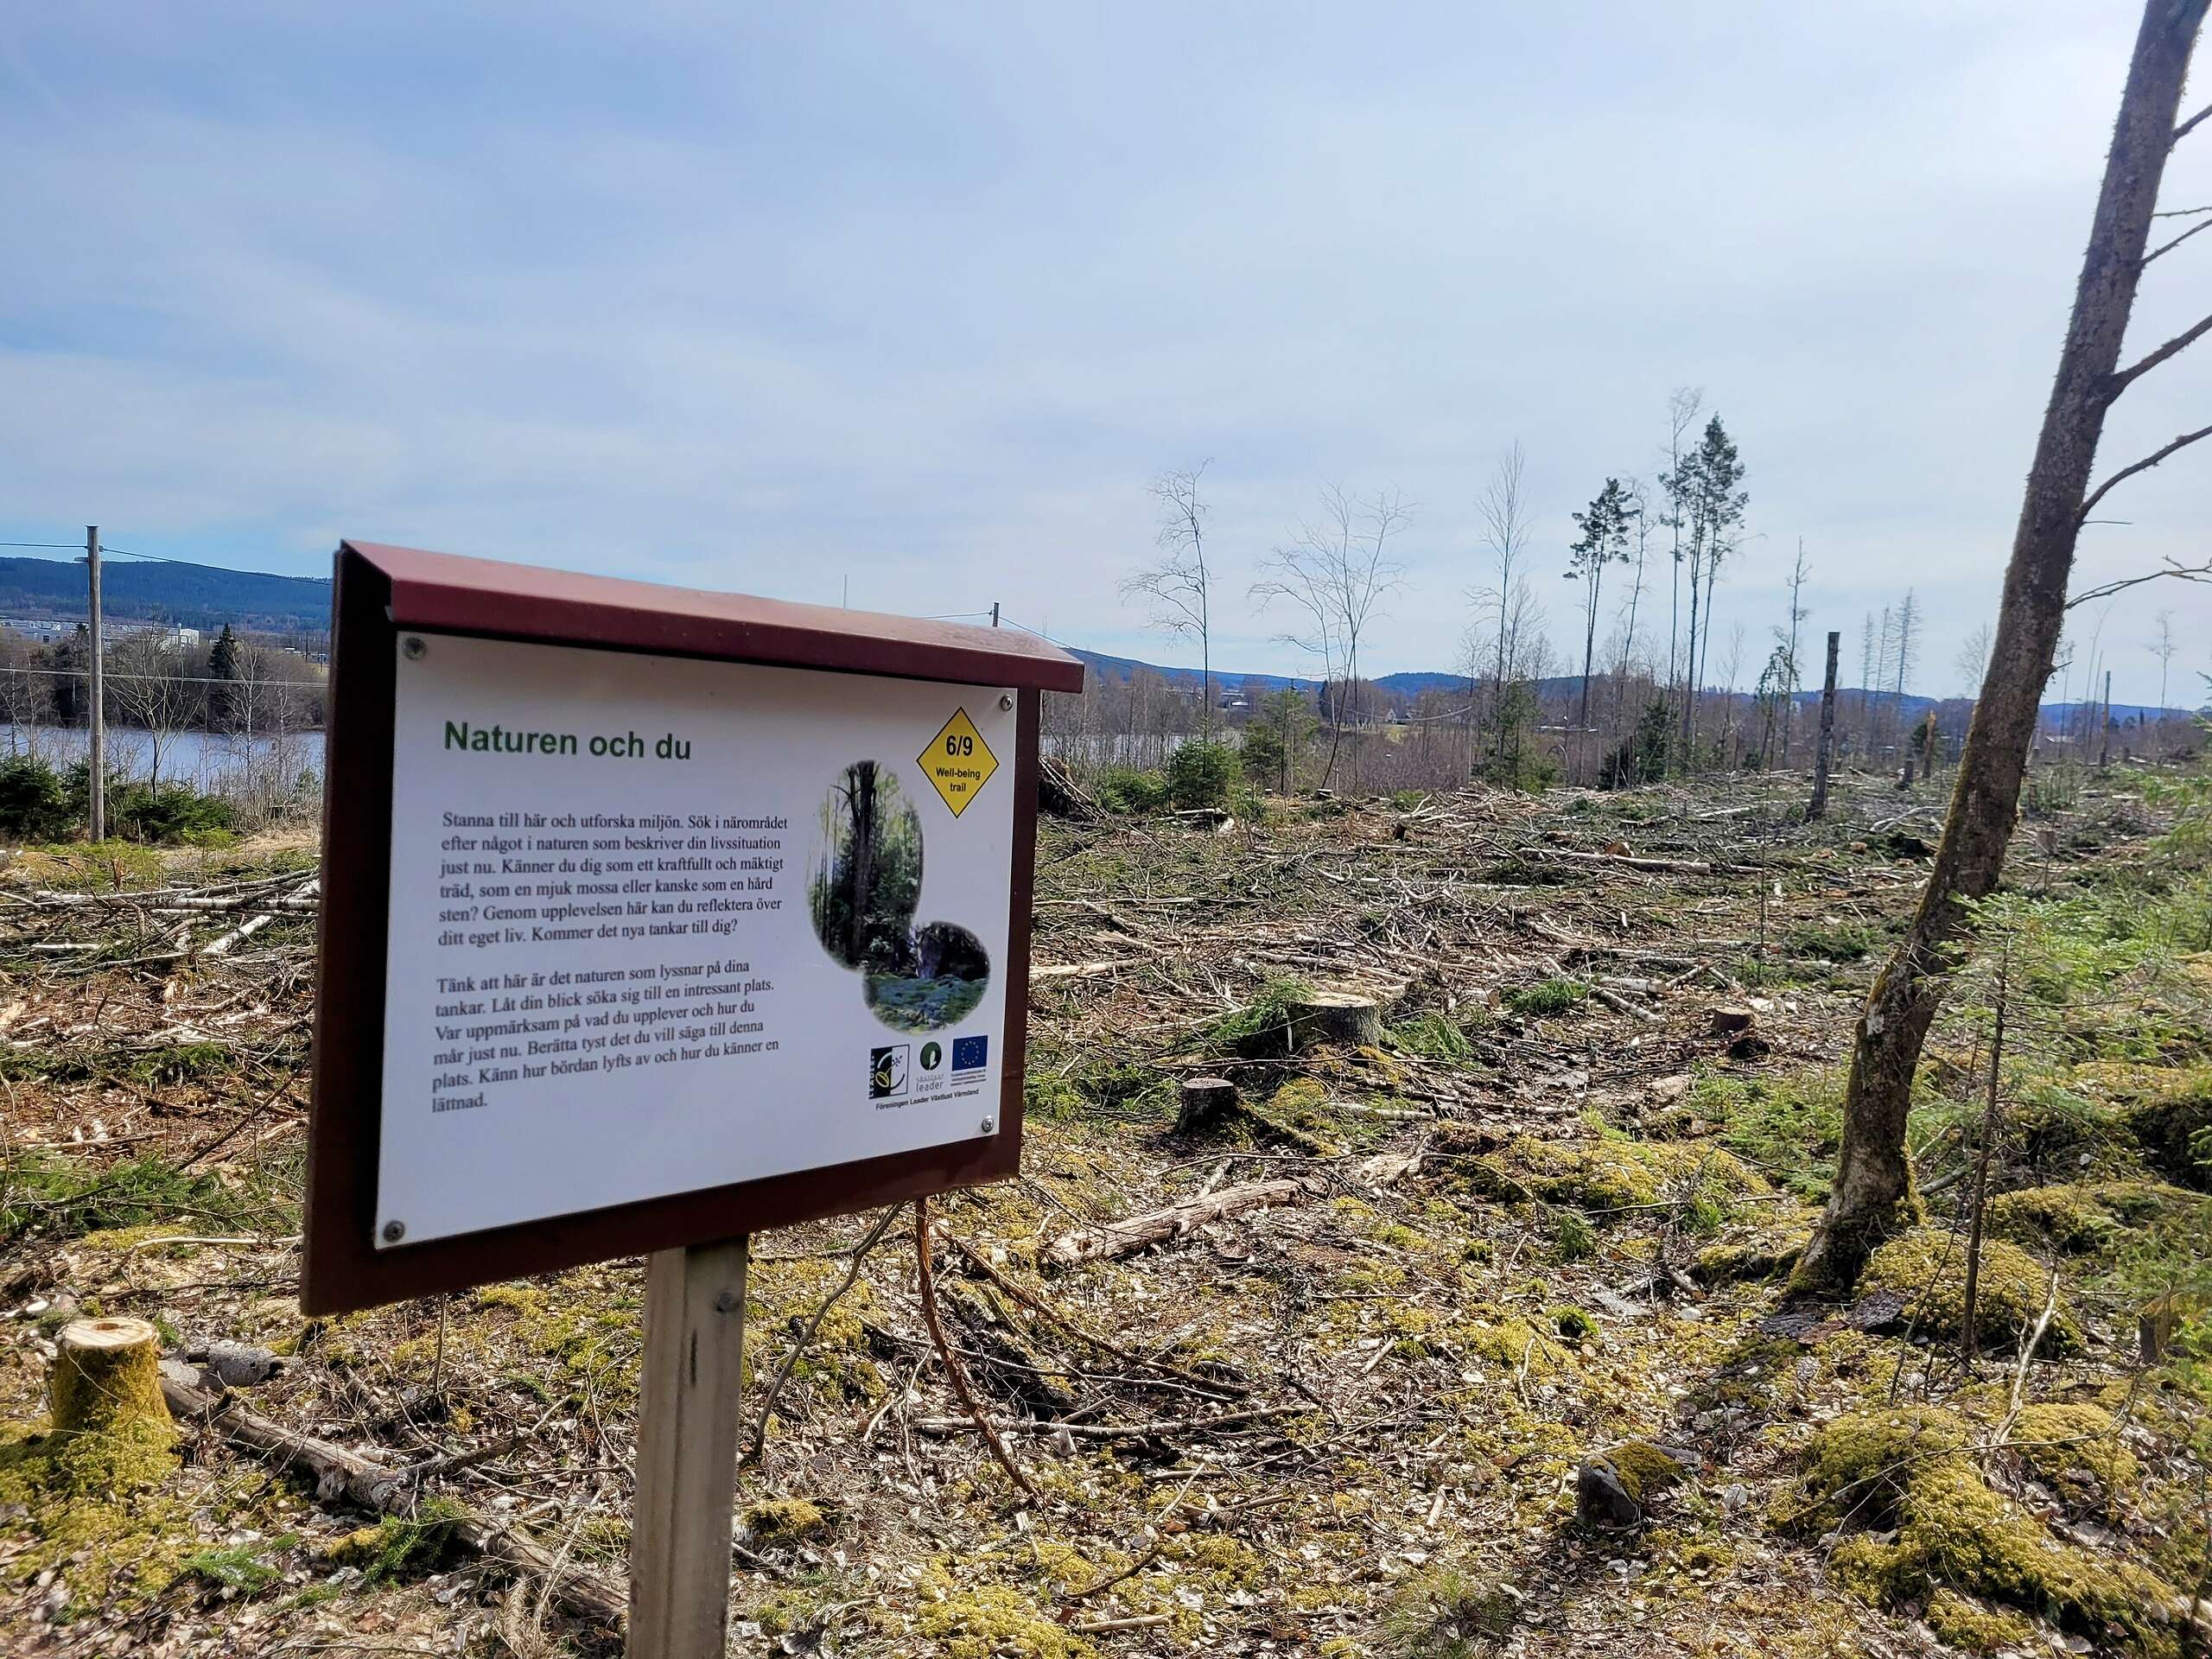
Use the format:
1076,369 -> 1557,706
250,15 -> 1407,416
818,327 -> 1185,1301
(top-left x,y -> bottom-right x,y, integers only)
380,633 -> 1014,1248
303,540 -> 1084,1314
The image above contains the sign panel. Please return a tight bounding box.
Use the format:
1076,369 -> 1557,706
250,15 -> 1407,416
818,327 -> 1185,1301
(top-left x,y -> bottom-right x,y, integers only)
303,540 -> 1084,1314
379,632 -> 1014,1248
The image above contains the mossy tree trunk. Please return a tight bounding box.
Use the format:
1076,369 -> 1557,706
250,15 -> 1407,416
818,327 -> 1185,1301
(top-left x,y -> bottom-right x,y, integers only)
1798,0 -> 2211,1291
51,1317 -> 170,1437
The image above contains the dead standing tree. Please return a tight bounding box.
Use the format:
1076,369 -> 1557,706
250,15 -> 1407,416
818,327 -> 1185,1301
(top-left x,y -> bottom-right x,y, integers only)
1122,464 -> 1217,741
1252,484 -> 1409,790
1475,443 -> 1535,772
1797,0 -> 2212,1289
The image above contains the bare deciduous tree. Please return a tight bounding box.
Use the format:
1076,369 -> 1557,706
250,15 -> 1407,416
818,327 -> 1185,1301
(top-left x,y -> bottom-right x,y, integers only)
1660,388 -> 1704,696
1122,463 -> 1217,739
1253,484 -> 1410,788
1798,0 -> 2212,1289
1474,443 -> 1535,769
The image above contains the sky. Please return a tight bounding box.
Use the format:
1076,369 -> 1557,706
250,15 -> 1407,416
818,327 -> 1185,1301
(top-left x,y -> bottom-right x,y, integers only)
3,2 -> 2209,706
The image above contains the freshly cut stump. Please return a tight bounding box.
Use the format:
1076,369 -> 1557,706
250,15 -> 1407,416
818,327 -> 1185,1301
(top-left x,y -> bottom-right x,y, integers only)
1177,1077 -> 1239,1134
1707,1005 -> 1757,1036
1287,992 -> 1384,1052
51,1316 -> 170,1436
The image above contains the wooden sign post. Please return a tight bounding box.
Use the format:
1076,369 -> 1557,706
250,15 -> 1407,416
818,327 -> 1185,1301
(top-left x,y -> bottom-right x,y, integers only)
303,541 -> 1082,1652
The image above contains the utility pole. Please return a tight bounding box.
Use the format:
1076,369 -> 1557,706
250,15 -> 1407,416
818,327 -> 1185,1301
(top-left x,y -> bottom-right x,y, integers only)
86,526 -> 105,843
1809,630 -> 1840,820
990,602 -> 1000,628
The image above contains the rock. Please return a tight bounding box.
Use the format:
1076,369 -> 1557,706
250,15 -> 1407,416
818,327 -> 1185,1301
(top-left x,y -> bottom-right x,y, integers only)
1576,1456 -> 1643,1529
183,1341 -> 287,1390
1576,1440 -> 1697,1529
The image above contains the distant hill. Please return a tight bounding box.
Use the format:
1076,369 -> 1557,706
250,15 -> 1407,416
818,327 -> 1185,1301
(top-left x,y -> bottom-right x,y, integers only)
5,556 -> 2200,724
0,555 -> 331,632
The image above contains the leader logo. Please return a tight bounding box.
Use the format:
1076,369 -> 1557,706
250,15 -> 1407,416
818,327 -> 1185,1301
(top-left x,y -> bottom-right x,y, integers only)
869,1046 -> 909,1100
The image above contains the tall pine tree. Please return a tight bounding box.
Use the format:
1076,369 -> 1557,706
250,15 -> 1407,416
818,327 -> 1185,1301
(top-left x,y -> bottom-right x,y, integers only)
207,625 -> 239,731
1567,478 -> 1637,729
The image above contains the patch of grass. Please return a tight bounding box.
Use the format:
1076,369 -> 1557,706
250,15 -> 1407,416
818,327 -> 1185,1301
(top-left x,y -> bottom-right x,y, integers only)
1389,1012 -> 1476,1063
1786,921 -> 1875,962
1692,1071 -> 1845,1200
1502,977 -> 1586,1018
1376,1559 -> 1517,1656
0,1150 -> 298,1244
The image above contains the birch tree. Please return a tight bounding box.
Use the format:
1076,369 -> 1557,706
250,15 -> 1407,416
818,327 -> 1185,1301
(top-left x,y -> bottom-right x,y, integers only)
1122,463 -> 1217,740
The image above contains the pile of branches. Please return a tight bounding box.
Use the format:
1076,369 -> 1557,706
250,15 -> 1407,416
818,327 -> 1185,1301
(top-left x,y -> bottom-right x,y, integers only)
0,870 -> 321,976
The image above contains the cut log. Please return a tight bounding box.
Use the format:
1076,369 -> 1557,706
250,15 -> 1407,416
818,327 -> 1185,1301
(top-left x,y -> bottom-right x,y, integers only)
158,1361 -> 627,1630
1286,992 -> 1383,1051
1044,1179 -> 1304,1270
1176,1077 -> 1238,1135
1707,1005 -> 1757,1036
52,1317 -> 169,1437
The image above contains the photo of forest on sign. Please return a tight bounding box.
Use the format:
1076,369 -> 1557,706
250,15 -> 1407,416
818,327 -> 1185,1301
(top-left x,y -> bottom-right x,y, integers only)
808,760 -> 991,1031
865,919 -> 989,1032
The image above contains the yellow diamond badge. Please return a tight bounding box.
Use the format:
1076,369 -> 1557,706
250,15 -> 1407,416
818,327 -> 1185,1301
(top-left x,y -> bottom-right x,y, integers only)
919,708 -> 999,817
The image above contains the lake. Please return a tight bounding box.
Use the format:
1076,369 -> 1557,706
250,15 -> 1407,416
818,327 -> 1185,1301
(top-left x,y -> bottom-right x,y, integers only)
0,724 -> 326,791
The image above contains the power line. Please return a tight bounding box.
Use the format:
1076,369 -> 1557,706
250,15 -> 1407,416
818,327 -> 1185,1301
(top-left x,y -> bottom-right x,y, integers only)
0,541 -> 86,551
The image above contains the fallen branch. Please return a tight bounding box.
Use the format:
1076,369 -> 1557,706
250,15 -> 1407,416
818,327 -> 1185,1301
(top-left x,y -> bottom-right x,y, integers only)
1043,1179 -> 1305,1269
912,1404 -> 1304,1440
915,1197 -> 1039,1499
157,1361 -> 627,1630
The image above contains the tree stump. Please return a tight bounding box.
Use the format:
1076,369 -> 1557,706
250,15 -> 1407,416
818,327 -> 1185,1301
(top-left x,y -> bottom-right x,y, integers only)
51,1317 -> 170,1437
1707,1005 -> 1757,1037
1287,992 -> 1384,1052
1177,1077 -> 1239,1135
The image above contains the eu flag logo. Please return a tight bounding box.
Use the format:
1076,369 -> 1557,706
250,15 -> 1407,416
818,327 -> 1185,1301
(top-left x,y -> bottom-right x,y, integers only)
950,1035 -> 988,1073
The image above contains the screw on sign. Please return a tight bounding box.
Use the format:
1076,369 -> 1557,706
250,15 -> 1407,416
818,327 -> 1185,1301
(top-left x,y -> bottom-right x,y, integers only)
304,542 -> 1081,1657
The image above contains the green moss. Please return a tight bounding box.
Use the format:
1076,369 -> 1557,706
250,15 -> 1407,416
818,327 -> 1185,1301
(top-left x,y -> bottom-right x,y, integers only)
741,1497 -> 829,1545
1603,1440 -> 1688,1504
2009,1402 -> 2139,1503
1553,1306 -> 1598,1340
1793,1406 -> 2174,1651
1983,1181 -> 2209,1263
1860,1229 -> 2081,1354
913,1560 -> 1097,1658
1458,1311 -> 1575,1380
0,1415 -> 185,1605
1249,1077 -> 1346,1154
1468,1135 -> 1764,1221
1924,1588 -> 2037,1652
1691,1239 -> 1800,1285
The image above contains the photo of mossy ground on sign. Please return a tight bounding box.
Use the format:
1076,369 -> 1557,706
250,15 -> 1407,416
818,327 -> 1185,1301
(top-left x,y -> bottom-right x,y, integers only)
807,760 -> 991,1033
